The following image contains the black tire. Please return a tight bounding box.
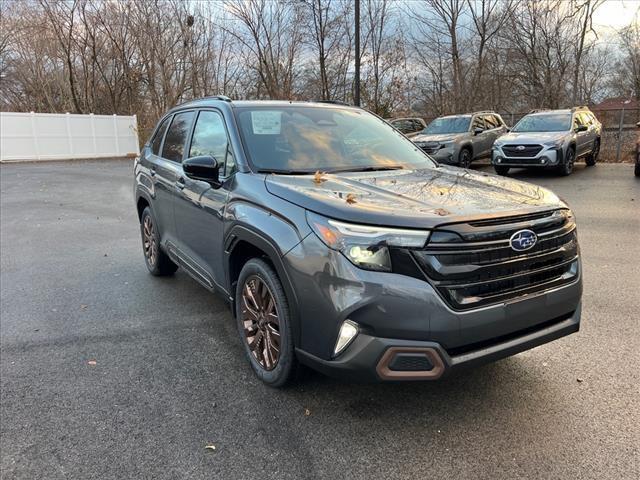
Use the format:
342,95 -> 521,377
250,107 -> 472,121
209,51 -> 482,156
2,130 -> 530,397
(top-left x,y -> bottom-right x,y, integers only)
586,139 -> 599,166
235,258 -> 298,387
558,147 -> 575,176
494,165 -> 510,176
140,206 -> 178,276
458,148 -> 472,168
635,161 -> 640,177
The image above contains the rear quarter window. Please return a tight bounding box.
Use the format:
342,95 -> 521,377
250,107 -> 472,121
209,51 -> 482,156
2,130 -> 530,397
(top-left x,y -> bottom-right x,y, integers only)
150,116 -> 171,155
161,111 -> 195,163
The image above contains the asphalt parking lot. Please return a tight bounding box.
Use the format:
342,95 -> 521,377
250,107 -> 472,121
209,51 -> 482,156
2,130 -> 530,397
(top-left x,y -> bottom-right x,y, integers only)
1,160 -> 639,480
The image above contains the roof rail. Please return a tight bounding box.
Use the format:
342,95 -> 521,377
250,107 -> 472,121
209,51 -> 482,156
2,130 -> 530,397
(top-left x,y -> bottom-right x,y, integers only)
176,95 -> 233,107
472,110 -> 496,115
571,105 -> 589,111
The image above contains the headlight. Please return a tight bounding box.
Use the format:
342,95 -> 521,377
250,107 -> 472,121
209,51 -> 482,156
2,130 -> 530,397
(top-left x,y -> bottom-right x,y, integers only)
306,212 -> 430,272
544,139 -> 564,148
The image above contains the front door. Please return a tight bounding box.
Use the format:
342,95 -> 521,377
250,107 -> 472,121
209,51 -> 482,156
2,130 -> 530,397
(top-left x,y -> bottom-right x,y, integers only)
173,109 -> 234,292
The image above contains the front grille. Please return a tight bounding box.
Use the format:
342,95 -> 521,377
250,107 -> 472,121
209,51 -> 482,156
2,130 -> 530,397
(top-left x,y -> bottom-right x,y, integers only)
502,144 -> 543,157
412,209 -> 579,310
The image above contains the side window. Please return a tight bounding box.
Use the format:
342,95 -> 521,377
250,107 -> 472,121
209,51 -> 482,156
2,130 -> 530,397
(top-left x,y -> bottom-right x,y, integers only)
572,114 -> 582,129
472,116 -> 486,131
189,110 -> 236,177
580,112 -> 592,126
189,111 -> 228,160
484,115 -> 498,129
162,111 -> 195,163
412,119 -> 424,132
150,116 -> 171,155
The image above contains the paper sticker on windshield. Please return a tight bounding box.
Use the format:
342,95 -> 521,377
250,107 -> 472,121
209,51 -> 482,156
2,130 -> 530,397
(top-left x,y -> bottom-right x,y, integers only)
251,111 -> 281,135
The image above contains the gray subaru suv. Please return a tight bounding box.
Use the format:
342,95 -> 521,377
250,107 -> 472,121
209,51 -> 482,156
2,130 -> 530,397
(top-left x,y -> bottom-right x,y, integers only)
412,112 -> 508,168
134,97 -> 582,387
492,107 -> 601,176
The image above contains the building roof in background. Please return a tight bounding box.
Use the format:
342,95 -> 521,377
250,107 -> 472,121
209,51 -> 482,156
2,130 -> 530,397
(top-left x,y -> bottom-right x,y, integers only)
590,97 -> 639,111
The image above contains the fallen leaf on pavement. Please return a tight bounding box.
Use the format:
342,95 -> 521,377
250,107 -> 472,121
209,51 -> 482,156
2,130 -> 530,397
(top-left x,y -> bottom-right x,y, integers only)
87,360 -> 97,366
205,445 -> 216,451
345,193 -> 357,204
80,304 -> 88,310
304,408 -> 311,416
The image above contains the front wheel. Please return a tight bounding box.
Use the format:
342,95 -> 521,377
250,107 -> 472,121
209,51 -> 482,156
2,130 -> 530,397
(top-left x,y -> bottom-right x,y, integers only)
235,258 -> 298,387
458,148 -> 472,168
558,148 -> 575,176
494,165 -> 510,176
586,139 -> 599,166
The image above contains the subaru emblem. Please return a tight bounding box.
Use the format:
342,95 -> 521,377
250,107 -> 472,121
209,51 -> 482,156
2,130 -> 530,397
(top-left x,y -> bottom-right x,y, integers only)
510,229 -> 537,251
516,145 -> 526,151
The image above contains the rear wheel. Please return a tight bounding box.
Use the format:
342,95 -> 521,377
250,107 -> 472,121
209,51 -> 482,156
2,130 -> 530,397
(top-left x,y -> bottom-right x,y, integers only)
586,139 -> 599,166
558,147 -> 575,176
140,207 -> 178,276
494,165 -> 510,176
235,258 -> 298,387
458,148 -> 472,168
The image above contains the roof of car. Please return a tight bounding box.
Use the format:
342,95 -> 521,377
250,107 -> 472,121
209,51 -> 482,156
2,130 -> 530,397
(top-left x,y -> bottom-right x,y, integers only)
174,97 -> 359,110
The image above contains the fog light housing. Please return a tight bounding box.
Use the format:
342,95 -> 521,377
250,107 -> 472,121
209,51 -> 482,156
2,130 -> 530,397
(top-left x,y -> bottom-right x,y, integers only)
334,320 -> 359,356
496,157 -> 503,163
540,156 -> 548,164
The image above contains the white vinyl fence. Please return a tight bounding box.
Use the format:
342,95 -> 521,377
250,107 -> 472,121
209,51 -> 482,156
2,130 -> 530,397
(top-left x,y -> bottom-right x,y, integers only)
0,112 -> 140,162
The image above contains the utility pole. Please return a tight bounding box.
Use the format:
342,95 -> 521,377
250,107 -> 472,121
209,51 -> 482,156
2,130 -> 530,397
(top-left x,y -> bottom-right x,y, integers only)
354,0 -> 361,106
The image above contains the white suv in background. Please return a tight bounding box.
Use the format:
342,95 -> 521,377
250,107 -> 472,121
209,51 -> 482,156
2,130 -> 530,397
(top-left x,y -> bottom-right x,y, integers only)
492,107 -> 601,176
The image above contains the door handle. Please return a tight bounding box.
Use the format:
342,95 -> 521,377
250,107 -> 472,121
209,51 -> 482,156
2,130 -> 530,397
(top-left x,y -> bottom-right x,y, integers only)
175,177 -> 186,190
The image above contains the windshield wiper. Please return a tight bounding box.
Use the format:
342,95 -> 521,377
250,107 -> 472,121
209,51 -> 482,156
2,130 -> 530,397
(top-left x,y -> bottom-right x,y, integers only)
324,165 -> 405,173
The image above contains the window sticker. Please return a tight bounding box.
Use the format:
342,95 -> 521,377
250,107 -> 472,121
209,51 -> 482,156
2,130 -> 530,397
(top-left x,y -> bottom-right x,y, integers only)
251,111 -> 281,135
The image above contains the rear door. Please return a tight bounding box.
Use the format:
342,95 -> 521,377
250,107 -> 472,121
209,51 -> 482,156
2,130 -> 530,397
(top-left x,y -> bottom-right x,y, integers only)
471,115 -> 491,158
483,114 -> 504,150
573,113 -> 590,156
153,110 -> 196,251
173,109 -> 235,291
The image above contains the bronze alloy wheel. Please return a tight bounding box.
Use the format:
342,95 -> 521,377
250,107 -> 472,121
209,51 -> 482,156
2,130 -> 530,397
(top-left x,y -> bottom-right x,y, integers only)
142,215 -> 158,266
241,275 -> 281,371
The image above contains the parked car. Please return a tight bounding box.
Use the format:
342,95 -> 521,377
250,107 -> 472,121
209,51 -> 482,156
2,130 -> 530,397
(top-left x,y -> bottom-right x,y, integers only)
134,97 -> 582,387
636,122 -> 640,177
411,111 -> 508,168
492,107 -> 601,176
388,117 -> 426,137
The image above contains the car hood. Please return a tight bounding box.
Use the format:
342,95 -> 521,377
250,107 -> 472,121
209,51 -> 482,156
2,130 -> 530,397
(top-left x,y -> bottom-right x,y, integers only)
496,132 -> 567,145
265,166 -> 565,229
412,133 -> 464,143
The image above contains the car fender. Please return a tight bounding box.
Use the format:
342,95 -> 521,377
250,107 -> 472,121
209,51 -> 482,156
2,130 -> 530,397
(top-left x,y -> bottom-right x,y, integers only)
224,203 -> 308,343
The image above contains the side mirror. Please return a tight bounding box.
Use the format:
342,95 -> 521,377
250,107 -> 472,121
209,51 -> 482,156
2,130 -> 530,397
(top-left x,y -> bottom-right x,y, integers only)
473,127 -> 483,135
576,125 -> 588,132
183,155 -> 221,186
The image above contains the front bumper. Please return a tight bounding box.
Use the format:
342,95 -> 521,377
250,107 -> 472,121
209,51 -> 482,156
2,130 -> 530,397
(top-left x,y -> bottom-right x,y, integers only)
492,146 -> 563,168
284,232 -> 582,381
297,304 -> 581,382
416,144 -> 457,164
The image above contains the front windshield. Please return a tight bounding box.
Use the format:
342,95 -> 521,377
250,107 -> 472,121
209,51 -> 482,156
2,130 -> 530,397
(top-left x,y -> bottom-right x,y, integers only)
423,117 -> 470,134
512,113 -> 571,132
234,106 -> 436,173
